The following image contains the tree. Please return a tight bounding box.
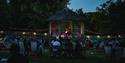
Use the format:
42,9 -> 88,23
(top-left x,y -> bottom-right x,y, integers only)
0,0 -> 8,26
95,0 -> 125,34
107,0 -> 125,34
0,0 -> 70,29
75,9 -> 99,35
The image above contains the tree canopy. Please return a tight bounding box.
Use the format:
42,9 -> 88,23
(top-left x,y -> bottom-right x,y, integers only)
0,0 -> 70,30
95,0 -> 125,34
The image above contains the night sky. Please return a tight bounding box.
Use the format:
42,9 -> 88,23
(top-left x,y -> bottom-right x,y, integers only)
68,0 -> 108,12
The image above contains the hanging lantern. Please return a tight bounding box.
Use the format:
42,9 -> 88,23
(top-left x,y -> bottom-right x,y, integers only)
107,35 -> 111,38
118,35 -> 121,38
97,35 -> 101,38
0,38 -> 2,41
86,35 -> 90,39
44,33 -> 48,36
22,32 -> 26,35
33,32 -> 37,35
0,31 -> 4,34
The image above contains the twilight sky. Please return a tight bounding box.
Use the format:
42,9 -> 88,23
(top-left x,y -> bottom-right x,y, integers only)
68,0 -> 108,12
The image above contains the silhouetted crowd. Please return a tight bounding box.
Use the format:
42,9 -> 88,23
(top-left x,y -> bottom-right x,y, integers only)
1,34 -> 125,63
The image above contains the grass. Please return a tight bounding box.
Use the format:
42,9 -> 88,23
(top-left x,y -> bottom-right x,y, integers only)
29,56 -> 105,63
29,48 -> 125,63
1,48 -> 125,63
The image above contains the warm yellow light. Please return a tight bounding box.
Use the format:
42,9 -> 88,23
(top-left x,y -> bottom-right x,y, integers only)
0,38 -> 2,41
118,35 -> 121,38
33,32 -> 37,35
86,35 -> 90,39
22,32 -> 26,35
107,35 -> 111,38
0,31 -> 4,34
44,33 -> 47,36
97,35 -> 101,38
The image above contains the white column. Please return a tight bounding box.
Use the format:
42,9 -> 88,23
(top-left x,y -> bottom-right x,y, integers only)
49,22 -> 51,35
82,23 -> 84,35
80,22 -> 84,35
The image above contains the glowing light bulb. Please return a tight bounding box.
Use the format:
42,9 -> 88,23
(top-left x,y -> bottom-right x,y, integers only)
86,35 -> 90,39
107,35 -> 111,38
22,32 -> 26,35
33,32 -> 37,35
97,35 -> 101,38
44,33 -> 47,36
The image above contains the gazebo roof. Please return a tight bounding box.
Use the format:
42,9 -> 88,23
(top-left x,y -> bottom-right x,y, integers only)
48,8 -> 84,21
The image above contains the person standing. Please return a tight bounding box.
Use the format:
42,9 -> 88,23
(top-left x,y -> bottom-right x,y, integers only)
23,38 -> 30,56
65,38 -> 73,57
50,38 -> 62,57
85,38 -> 93,48
8,42 -> 28,63
18,38 -> 25,56
37,37 -> 44,56
120,38 -> 125,58
75,40 -> 83,57
30,38 -> 38,55
104,39 -> 112,58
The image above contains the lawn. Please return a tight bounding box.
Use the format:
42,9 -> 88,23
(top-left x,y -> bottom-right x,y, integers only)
29,48 -> 125,63
0,48 -> 125,63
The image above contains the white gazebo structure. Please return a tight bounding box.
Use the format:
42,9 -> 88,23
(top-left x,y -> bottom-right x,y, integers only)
48,8 -> 85,38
